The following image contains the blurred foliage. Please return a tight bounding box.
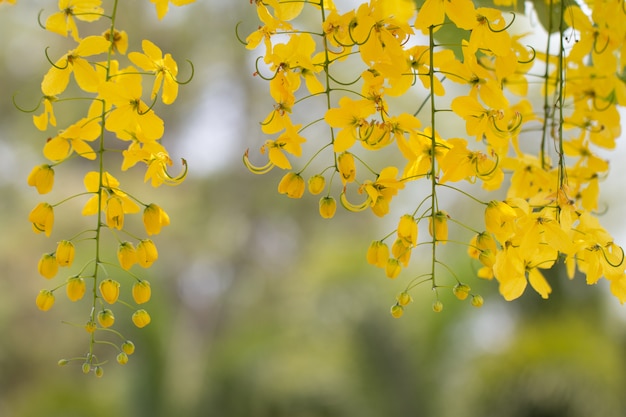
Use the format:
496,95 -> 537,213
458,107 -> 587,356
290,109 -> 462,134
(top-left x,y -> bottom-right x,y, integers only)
1,1 -> 626,416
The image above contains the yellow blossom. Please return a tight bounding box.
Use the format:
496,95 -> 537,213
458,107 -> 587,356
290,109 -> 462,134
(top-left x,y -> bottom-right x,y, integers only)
27,165 -> 55,194
43,117 -> 101,161
105,196 -> 125,230
278,172 -> 305,199
149,0 -> 195,20
56,240 -> 75,267
33,96 -> 57,131
429,210 -> 449,243
38,253 -> 58,279
129,40 -> 179,104
137,239 -> 158,268
117,241 -> 138,271
143,203 -> 170,235
325,97 -> 377,152
45,0 -> 104,41
36,290 -> 55,311
337,152 -> 356,185
397,214 -> 418,246
367,240 -> 390,268
385,258 -> 402,279
29,203 -> 54,236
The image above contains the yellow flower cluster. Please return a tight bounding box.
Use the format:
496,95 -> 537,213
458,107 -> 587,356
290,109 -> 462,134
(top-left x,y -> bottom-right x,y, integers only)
25,0 -> 194,375
244,0 -> 626,313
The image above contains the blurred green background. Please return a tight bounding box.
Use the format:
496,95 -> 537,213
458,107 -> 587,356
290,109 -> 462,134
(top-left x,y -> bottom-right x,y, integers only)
2,1 -> 626,416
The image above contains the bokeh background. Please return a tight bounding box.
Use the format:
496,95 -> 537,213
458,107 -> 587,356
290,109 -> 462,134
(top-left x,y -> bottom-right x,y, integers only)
1,1 -> 626,416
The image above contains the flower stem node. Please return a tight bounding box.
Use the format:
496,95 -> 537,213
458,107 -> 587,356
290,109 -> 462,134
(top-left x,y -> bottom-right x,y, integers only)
390,304 -> 404,318
432,300 -> 444,313
453,283 -> 471,300
99,279 -> 121,304
132,309 -> 151,328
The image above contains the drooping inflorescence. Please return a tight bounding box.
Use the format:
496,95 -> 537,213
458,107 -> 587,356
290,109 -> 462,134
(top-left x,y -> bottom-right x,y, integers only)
20,0 -> 195,375
243,0 -> 626,315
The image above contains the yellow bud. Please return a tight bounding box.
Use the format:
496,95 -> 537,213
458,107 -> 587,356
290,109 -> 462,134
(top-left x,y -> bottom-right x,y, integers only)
478,249 -> 496,267
35,289 -> 55,311
137,239 -> 158,268
319,196 -> 337,219
99,279 -> 120,304
94,366 -> 104,378
122,340 -> 135,355
390,304 -> 404,318
471,294 -> 484,307
143,203 -> 170,236
428,210 -> 449,244
106,195 -> 124,230
132,309 -> 151,328
366,240 -> 389,268
385,258 -> 401,279
27,164 -> 55,194
453,283 -> 471,301
117,352 -> 129,365
38,253 -> 58,279
397,214 -> 418,246
82,362 -> 91,374
66,277 -> 86,301
278,172 -> 305,198
391,238 -> 411,267
396,291 -> 412,306
58,359 -> 69,366
308,174 -> 326,195
29,202 -> 54,236
117,241 -> 138,270
85,320 -> 97,333
132,280 -> 151,304
98,309 -> 115,328
56,240 -> 75,267
337,152 -> 356,184
432,300 -> 443,312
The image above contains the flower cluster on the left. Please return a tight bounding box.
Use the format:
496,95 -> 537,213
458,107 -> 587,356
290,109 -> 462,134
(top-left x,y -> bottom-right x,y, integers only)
21,0 -> 193,376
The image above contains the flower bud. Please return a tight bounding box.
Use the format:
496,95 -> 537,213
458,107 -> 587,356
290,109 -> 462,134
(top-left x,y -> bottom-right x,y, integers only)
278,172 -> 305,198
117,241 -> 138,270
85,321 -> 97,333
390,304 -> 404,318
56,240 -> 75,267
396,291 -> 412,306
132,280 -> 151,304
94,366 -> 104,378
337,152 -> 356,184
99,279 -> 120,304
98,309 -> 115,328
391,238 -> 411,267
58,359 -> 69,366
319,196 -> 337,219
27,164 -> 55,194
82,362 -> 91,374
366,240 -> 389,268
29,202 -> 54,236
432,300 -> 443,312
453,283 -> 471,301
428,210 -> 449,243
385,258 -> 401,279
38,253 -> 58,279
397,214 -> 418,246
106,196 -> 124,230
117,352 -> 129,365
132,309 -> 151,328
66,277 -> 86,301
137,239 -> 158,268
35,289 -> 55,311
122,340 -> 135,355
308,174 -> 326,195
143,203 -> 170,236
471,294 -> 484,307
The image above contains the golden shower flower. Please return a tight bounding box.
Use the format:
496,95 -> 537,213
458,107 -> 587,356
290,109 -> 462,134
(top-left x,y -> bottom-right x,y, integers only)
277,172 -> 305,199
129,40 -> 179,104
105,196 -> 125,230
149,0 -> 196,20
45,0 -> 104,41
27,164 -> 55,194
117,242 -> 138,271
29,202 -> 54,237
143,203 -> 170,236
33,96 -> 57,131
43,117 -> 101,162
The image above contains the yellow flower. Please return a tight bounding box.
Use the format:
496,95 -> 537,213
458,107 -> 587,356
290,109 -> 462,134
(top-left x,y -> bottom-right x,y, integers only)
397,214 -> 418,246
337,152 -> 356,185
36,290 -> 55,311
27,165 -> 55,194
277,172 -> 305,199
415,0 -> 476,33
318,196 -> 337,219
137,239 -> 158,268
132,280 -> 151,304
66,277 -> 86,301
41,35 -> 110,96
366,240 -> 389,268
38,253 -> 58,279
105,196 -> 125,230
98,70 -> 164,141
360,167 -> 405,217
103,29 -> 128,55
97,309 -> 115,328
129,40 -> 179,104
56,240 -> 75,267
428,210 -> 449,243
99,279 -> 120,304
43,117 -> 101,162
117,242 -> 138,271
325,97 -> 377,152
132,309 -> 151,328
391,238 -> 411,267
143,204 -> 170,236
81,171 -> 140,216
149,0 -> 196,20
385,258 -> 401,279
260,119 -> 307,170
29,202 -> 54,237
45,0 -> 104,41
33,96 -> 57,131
